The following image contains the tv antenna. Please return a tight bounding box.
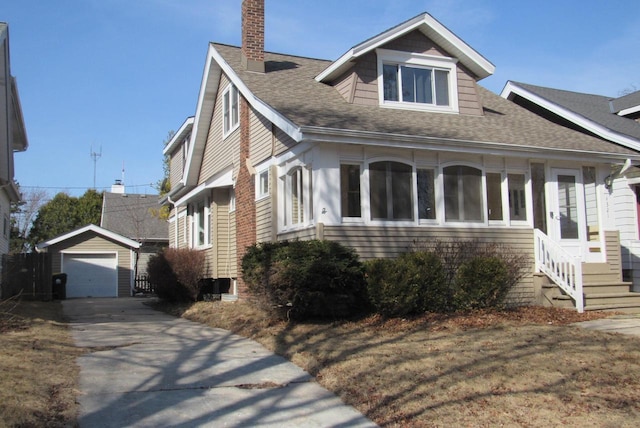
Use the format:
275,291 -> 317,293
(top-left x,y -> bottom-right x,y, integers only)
90,145 -> 102,189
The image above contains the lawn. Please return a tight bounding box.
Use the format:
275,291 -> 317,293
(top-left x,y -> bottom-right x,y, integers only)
166,301 -> 640,427
0,298 -> 81,427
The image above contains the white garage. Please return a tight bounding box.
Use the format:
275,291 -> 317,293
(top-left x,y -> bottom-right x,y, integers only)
36,224 -> 141,298
63,253 -> 118,298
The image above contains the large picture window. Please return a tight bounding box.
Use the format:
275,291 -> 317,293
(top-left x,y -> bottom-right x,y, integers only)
369,161 -> 413,221
443,165 -> 482,222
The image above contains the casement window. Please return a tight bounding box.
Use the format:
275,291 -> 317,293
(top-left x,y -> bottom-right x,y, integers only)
190,198 -> 210,248
417,168 -> 436,220
369,161 -> 413,221
283,166 -> 312,227
256,169 -> 269,200
340,164 -> 361,218
486,172 -> 503,221
508,174 -> 527,222
443,165 -> 483,222
378,49 -> 458,112
223,84 -> 239,136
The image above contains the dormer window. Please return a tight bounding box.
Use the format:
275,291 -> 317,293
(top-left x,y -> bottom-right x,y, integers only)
377,49 -> 458,113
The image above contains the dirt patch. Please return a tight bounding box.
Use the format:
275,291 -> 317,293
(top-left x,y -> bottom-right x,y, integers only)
163,301 -> 640,427
0,299 -> 81,427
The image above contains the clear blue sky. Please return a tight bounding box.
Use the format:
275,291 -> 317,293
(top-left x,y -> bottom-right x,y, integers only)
4,0 -> 640,198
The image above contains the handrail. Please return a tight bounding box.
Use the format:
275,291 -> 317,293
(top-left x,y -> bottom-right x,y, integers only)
534,229 -> 584,313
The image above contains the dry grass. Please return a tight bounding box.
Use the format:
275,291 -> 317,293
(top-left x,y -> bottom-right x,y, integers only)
163,301 -> 640,427
0,298 -> 81,427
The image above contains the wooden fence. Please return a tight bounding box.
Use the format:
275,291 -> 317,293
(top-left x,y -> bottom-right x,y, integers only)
134,274 -> 156,295
1,253 -> 52,300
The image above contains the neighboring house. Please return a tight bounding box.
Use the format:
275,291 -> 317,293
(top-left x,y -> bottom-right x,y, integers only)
35,224 -> 141,298
502,82 -> 640,293
164,0 -> 640,311
0,23 -> 28,258
100,183 -> 169,276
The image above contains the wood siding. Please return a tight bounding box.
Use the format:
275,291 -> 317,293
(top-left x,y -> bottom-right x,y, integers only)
169,148 -> 184,190
249,107 -> 272,165
320,225 -> 536,304
604,230 -> 623,280
256,197 -> 272,243
331,30 -> 483,116
200,74 -> 240,185
212,188 -> 236,278
48,232 -> 134,297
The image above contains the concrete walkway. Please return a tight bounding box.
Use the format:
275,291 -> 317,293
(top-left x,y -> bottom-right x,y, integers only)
573,313 -> 640,337
62,298 -> 377,428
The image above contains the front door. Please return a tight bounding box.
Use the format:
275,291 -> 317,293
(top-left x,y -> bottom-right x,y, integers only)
549,168 -> 586,256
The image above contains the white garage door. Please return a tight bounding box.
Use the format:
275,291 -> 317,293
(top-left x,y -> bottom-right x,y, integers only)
63,253 -> 118,298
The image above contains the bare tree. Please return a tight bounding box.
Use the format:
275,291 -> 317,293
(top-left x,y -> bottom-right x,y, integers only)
10,188 -> 49,253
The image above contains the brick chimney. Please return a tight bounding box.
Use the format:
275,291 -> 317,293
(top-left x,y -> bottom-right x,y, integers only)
241,0 -> 265,73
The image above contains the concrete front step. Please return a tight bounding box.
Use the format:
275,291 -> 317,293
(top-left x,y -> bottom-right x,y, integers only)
582,282 -> 633,294
585,292 -> 640,306
585,302 -> 640,314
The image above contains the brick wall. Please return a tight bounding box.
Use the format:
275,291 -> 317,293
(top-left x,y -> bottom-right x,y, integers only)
235,96 -> 256,298
241,0 -> 265,72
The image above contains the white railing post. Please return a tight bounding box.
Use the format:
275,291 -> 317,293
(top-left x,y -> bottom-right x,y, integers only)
534,229 -> 584,313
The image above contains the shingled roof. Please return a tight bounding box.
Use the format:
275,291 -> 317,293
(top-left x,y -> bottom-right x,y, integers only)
101,192 -> 168,242
212,43 -> 639,159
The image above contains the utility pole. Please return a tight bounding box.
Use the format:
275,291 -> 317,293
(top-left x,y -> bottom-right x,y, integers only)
90,145 -> 102,189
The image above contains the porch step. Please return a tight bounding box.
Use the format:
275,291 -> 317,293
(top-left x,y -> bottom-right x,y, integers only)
585,302 -> 640,314
221,293 -> 238,302
582,281 -> 633,294
585,292 -> 640,307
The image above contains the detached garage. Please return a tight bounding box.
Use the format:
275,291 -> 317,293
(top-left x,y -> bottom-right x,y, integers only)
36,224 -> 141,298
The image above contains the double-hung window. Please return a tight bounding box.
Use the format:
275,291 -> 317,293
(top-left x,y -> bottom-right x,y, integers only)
223,84 -> 239,136
256,169 -> 269,200
191,198 -> 210,248
378,49 -> 458,112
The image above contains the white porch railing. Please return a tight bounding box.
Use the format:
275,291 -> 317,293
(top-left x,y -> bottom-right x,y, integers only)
534,229 -> 584,313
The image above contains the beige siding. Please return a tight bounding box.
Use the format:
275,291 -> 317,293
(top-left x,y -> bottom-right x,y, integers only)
249,107 -> 272,165
200,74 -> 240,185
256,197 -> 272,242
321,225 -> 536,304
605,230 -> 623,280
48,232 -> 134,297
212,188 -> 236,278
274,127 -> 298,156
456,65 -> 483,116
278,226 -> 318,242
169,148 -> 184,190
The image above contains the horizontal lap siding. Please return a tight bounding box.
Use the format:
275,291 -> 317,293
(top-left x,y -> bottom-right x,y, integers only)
200,74 -> 239,184
457,66 -> 483,116
605,230 -> 622,280
256,198 -> 272,243
169,151 -> 184,191
213,189 -> 235,278
250,108 -> 272,165
278,226 -> 317,242
322,225 -> 536,304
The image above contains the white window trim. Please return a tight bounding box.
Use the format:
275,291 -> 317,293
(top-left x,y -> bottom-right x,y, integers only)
255,168 -> 270,201
507,171 -> 531,227
485,170 -> 507,226
222,83 -> 239,138
440,162 -> 486,225
377,48 -> 459,113
279,163 -> 313,231
416,166 -> 439,225
340,162 -> 364,223
191,197 -> 211,249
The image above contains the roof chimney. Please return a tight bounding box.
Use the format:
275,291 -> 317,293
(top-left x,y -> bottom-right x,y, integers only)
111,179 -> 125,194
241,0 -> 265,73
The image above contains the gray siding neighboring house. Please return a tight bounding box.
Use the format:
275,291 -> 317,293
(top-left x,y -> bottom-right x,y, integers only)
0,23 -> 28,259
163,1 -> 640,311
502,82 -> 640,292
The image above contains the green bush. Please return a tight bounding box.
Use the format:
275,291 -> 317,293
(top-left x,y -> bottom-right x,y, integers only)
147,248 -> 206,302
453,256 -> 510,310
365,251 -> 448,317
241,240 -> 368,321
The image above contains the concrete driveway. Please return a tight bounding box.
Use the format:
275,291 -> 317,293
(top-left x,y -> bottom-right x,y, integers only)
62,298 -> 377,428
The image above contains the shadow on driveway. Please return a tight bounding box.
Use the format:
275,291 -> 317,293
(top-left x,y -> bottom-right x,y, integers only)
63,298 -> 376,427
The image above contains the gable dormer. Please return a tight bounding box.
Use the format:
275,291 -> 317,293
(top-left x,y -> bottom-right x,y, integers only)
316,13 -> 494,116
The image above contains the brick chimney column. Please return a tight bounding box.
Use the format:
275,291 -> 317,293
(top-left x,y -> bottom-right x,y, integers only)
235,96 -> 256,299
241,0 -> 265,73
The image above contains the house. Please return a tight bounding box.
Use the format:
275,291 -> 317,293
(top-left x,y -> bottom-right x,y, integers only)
100,182 -> 169,277
0,23 -> 28,259
502,82 -> 640,293
35,224 -> 141,298
164,0 -> 640,311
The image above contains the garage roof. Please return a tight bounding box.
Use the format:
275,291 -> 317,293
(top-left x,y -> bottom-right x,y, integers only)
35,224 -> 141,252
